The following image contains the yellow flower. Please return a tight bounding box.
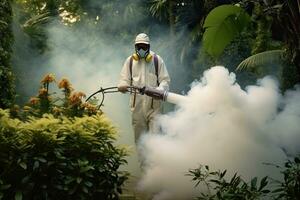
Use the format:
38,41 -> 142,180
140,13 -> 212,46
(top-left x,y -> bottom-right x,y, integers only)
41,73 -> 55,84
29,97 -> 40,105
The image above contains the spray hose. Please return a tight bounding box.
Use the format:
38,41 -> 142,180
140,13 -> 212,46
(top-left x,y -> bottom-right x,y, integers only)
86,86 -> 184,109
85,86 -> 142,109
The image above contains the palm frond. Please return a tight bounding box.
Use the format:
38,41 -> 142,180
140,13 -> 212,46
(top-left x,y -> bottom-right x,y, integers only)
22,12 -> 51,30
236,50 -> 286,71
149,0 -> 168,20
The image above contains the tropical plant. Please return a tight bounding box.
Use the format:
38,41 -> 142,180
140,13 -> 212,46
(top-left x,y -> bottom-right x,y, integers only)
149,0 -> 238,62
202,1 -> 300,89
0,0 -> 15,108
189,155 -> 300,199
175,0 -> 213,62
202,4 -> 250,58
149,0 -> 177,35
236,50 -> 285,71
188,165 -> 270,199
0,108 -> 129,199
272,156 -> 300,199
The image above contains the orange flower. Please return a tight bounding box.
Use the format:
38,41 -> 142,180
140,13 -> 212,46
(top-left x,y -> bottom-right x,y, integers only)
58,78 -> 73,90
77,92 -> 86,98
29,97 -> 40,105
69,91 -> 86,105
82,102 -> 97,114
41,73 -> 55,84
38,88 -> 48,97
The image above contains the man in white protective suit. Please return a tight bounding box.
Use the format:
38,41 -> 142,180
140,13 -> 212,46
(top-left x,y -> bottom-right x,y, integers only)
118,33 -> 170,143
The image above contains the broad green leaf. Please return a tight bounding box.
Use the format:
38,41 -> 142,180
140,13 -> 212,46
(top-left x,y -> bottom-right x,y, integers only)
251,177 -> 257,190
203,5 -> 250,58
15,191 -> 22,200
259,176 -> 268,191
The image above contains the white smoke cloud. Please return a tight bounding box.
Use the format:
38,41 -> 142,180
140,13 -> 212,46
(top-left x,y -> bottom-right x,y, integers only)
137,66 -> 300,199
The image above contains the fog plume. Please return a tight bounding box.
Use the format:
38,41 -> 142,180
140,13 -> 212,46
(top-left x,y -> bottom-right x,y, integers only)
138,66 -> 300,199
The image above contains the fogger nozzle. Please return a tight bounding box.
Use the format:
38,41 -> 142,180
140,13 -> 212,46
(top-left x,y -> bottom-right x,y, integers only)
140,87 -> 168,101
140,86 -> 186,105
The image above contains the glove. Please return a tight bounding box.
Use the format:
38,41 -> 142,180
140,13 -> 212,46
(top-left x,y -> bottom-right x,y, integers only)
118,85 -> 128,93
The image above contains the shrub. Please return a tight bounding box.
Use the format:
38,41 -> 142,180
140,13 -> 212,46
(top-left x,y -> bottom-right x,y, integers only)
188,165 -> 270,200
189,155 -> 300,200
0,109 -> 129,200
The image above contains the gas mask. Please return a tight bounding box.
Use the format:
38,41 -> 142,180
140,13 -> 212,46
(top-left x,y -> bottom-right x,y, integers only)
137,48 -> 148,58
135,43 -> 150,58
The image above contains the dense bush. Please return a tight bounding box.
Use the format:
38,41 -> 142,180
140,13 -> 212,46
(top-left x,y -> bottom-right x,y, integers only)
189,156 -> 300,199
0,0 -> 15,108
0,109 -> 129,200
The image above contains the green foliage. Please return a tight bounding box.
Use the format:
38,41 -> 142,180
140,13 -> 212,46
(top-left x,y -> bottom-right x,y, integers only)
189,155 -> 300,199
273,156 -> 300,199
203,4 -> 250,58
188,165 -> 270,199
281,62 -> 299,92
193,32 -> 256,88
237,50 -> 285,71
21,12 -> 51,53
0,0 -> 15,108
202,0 -> 300,88
0,108 -> 129,199
149,0 -> 170,20
250,2 -> 274,55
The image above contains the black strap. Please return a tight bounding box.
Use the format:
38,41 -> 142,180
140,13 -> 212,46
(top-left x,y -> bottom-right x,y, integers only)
129,55 -> 160,109
129,57 -> 133,86
153,54 -> 160,86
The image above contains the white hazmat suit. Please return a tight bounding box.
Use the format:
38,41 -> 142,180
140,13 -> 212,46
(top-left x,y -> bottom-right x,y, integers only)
118,35 -> 170,142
